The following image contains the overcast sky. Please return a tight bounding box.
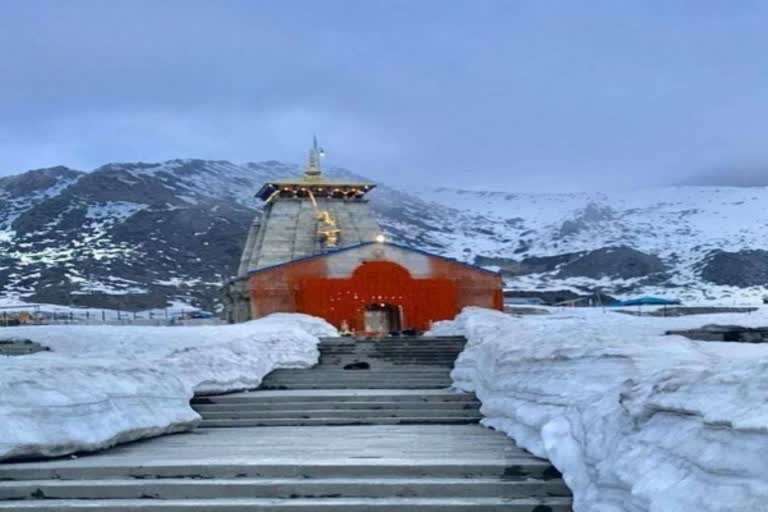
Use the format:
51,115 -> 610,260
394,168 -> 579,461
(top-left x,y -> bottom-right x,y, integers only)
1,1 -> 767,191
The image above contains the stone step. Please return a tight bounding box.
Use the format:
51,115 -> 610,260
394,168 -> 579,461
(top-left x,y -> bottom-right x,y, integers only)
319,347 -> 465,351
197,409 -> 482,419
0,496 -> 572,511
317,352 -> 463,358
198,417 -> 481,427
0,477 -> 570,500
260,378 -> 453,384
319,347 -> 464,351
259,380 -> 454,386
325,350 -> 462,354
318,350 -> 463,355
268,369 -> 454,374
0,460 -> 557,481
316,363 -> 458,368
258,384 -> 452,390
319,336 -> 467,343
260,377 -> 453,385
316,363 -> 459,368
316,348 -> 463,352
192,401 -> 480,412
0,418 -> 570,511
263,371 -> 452,376
318,339 -> 467,348
315,362 -> 456,371
192,390 -> 478,404
317,350 -> 465,355
317,350 -> 464,356
318,346 -> 466,351
262,371 -> 451,378
316,360 -> 459,366
317,353 -> 461,357
318,344 -> 465,348
315,354 -> 462,357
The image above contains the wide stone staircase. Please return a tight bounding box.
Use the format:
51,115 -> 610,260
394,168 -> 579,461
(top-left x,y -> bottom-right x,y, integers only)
258,336 -> 467,390
0,335 -> 572,511
193,389 -> 483,427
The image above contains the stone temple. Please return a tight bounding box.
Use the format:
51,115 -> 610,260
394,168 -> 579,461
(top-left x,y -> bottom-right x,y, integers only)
222,139 -> 503,333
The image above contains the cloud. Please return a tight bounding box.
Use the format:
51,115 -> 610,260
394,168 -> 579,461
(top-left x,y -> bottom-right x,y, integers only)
2,1 -> 768,191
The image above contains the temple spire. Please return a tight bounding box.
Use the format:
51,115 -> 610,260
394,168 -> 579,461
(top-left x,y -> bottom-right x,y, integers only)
304,135 -> 324,180
255,137 -> 375,201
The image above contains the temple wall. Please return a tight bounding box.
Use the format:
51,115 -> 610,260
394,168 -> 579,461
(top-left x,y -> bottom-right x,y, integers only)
324,244 -> 431,277
237,217 -> 261,276
242,243 -> 503,327
242,198 -> 382,272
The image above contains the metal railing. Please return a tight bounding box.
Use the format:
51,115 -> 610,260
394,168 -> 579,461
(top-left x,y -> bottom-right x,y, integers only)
0,304 -> 223,327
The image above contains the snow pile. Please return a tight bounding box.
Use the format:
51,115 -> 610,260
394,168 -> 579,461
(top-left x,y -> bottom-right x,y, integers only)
0,313 -> 336,462
433,307 -> 768,512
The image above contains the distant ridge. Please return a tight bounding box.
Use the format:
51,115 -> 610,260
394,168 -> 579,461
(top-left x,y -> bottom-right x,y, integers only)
680,167 -> 768,187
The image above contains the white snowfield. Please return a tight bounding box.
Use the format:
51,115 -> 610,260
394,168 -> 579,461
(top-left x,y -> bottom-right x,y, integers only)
431,307 -> 768,512
0,313 -> 336,462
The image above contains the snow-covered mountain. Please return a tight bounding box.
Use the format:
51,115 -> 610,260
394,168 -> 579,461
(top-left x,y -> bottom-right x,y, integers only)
422,186 -> 768,303
0,160 -> 467,310
0,159 -> 766,310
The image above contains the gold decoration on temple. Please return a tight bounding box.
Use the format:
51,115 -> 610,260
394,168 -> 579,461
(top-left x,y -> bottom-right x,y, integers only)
317,210 -> 340,248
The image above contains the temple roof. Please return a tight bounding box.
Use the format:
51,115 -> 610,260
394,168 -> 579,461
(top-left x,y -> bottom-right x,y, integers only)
239,138 -> 383,274
256,137 -> 376,200
256,177 -> 376,200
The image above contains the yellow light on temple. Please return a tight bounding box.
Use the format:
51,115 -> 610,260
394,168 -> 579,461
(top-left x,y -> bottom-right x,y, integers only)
375,234 -> 385,243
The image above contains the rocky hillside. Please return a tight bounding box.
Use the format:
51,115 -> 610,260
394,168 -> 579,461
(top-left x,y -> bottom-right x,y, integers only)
0,160 -> 469,310
421,186 -> 768,304
0,160 -> 766,311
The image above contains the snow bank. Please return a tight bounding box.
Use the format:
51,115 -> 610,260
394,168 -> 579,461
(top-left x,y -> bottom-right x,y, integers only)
433,307 -> 768,512
0,313 -> 336,462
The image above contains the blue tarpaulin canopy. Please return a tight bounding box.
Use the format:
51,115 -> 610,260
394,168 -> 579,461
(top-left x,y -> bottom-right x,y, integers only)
616,296 -> 681,307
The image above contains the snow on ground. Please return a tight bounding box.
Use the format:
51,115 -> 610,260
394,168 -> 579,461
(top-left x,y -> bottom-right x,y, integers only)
431,306 -> 768,512
0,313 -> 336,462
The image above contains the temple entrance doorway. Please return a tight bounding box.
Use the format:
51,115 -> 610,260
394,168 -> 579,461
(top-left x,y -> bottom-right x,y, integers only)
363,303 -> 402,334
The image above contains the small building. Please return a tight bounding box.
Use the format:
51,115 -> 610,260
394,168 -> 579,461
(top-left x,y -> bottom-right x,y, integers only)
222,139 -> 503,332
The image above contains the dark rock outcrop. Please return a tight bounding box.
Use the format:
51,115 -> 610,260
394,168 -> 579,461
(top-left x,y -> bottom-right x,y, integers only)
503,289 -> 618,306
0,166 -> 82,196
558,202 -> 615,238
556,246 -> 666,279
668,323 -> 768,342
700,249 -> 768,287
475,253 -> 584,276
